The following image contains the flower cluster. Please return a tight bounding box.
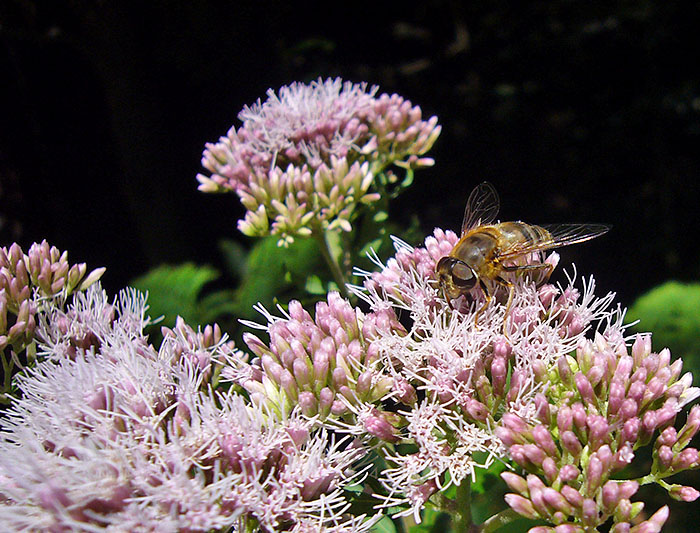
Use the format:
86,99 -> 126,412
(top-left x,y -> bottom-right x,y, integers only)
498,334 -> 700,531
0,241 -> 104,353
197,78 -> 441,242
234,292 -> 398,425
350,230 -> 619,518
0,285 -> 378,532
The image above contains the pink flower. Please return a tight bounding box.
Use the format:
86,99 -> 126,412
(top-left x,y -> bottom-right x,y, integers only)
0,286 -> 379,531
196,78 -> 441,243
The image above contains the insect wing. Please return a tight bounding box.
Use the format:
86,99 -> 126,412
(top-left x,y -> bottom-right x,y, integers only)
497,223 -> 611,259
461,182 -> 500,235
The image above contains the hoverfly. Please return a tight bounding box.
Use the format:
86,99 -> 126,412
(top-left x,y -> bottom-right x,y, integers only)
436,182 -> 609,328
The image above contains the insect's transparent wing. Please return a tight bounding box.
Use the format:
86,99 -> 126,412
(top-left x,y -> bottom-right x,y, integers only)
461,182 -> 500,235
497,223 -> 611,259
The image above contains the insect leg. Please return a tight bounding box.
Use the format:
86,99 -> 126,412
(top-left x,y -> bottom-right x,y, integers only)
493,276 -> 515,337
473,278 -> 492,329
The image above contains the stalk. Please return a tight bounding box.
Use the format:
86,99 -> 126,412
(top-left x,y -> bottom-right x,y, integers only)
312,227 -> 350,300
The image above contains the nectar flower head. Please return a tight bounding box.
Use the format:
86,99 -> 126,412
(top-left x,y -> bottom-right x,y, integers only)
197,78 -> 440,243
0,286 -> 378,532
351,229 -> 619,518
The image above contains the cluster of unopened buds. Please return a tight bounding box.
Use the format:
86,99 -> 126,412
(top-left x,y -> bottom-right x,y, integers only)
0,241 -> 104,353
238,292 -> 398,421
498,334 -> 700,531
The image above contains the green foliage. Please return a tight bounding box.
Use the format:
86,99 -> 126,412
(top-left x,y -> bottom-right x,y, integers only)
130,263 -> 236,329
229,235 -> 325,320
627,281 -> 700,373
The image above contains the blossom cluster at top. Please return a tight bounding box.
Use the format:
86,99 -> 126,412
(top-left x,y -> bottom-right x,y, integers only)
197,78 -> 441,242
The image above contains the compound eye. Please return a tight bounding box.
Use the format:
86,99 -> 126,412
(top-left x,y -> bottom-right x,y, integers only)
451,262 -> 475,289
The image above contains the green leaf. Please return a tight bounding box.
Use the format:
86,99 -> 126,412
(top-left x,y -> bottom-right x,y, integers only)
627,281 -> 700,374
304,275 -> 326,295
232,235 -> 325,320
372,516 -> 397,533
218,239 -> 248,280
131,263 -> 232,328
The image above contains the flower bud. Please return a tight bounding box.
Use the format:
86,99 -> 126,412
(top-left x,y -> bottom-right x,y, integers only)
504,493 -> 539,520
560,485 -> 583,508
669,484 -> 700,502
501,472 -> 528,495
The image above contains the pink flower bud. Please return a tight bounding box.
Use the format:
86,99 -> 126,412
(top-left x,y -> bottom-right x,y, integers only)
534,393 -> 551,425
292,358 -> 310,387
281,369 -> 298,400
354,370 -> 373,397
466,398 -> 489,422
504,493 -> 539,519
561,485 -> 584,508
523,444 -> 546,466
677,405 -> 700,448
557,405 -> 573,433
642,410 -> 658,437
559,465 -> 579,483
642,352 -> 660,377
501,472 -> 528,495
669,484 -> 700,502
586,456 -> 604,493
672,447 -> 699,471
635,505 -> 668,533
581,498 -> 599,527
631,335 -> 651,366
364,410 -> 398,442
533,425 -> 558,458
602,481 -> 620,511
298,391 -> 317,416
622,418 -> 641,443
330,399 -> 347,416
502,413 -> 529,435
557,356 -> 574,386
613,355 -> 633,382
587,364 -> 605,387
619,481 -> 639,500
332,367 -> 348,388
542,457 -> 559,483
608,381 -> 626,418
492,356 -> 507,397
587,415 -> 610,449
543,487 -> 574,515
571,403 -> 587,432
539,284 -> 559,308
561,431 -> 583,456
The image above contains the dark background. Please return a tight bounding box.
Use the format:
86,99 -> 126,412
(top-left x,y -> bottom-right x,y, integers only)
2,0 -> 700,308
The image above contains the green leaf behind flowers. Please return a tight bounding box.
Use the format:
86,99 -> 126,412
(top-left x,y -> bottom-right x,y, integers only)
131,263 -> 237,329
627,281 -> 700,374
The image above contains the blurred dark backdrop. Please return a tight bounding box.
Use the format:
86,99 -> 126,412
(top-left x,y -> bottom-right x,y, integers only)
2,0 -> 700,307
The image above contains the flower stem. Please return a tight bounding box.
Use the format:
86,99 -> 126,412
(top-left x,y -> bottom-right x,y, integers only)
454,480 -> 477,533
1,349 -> 13,402
312,227 -> 350,300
